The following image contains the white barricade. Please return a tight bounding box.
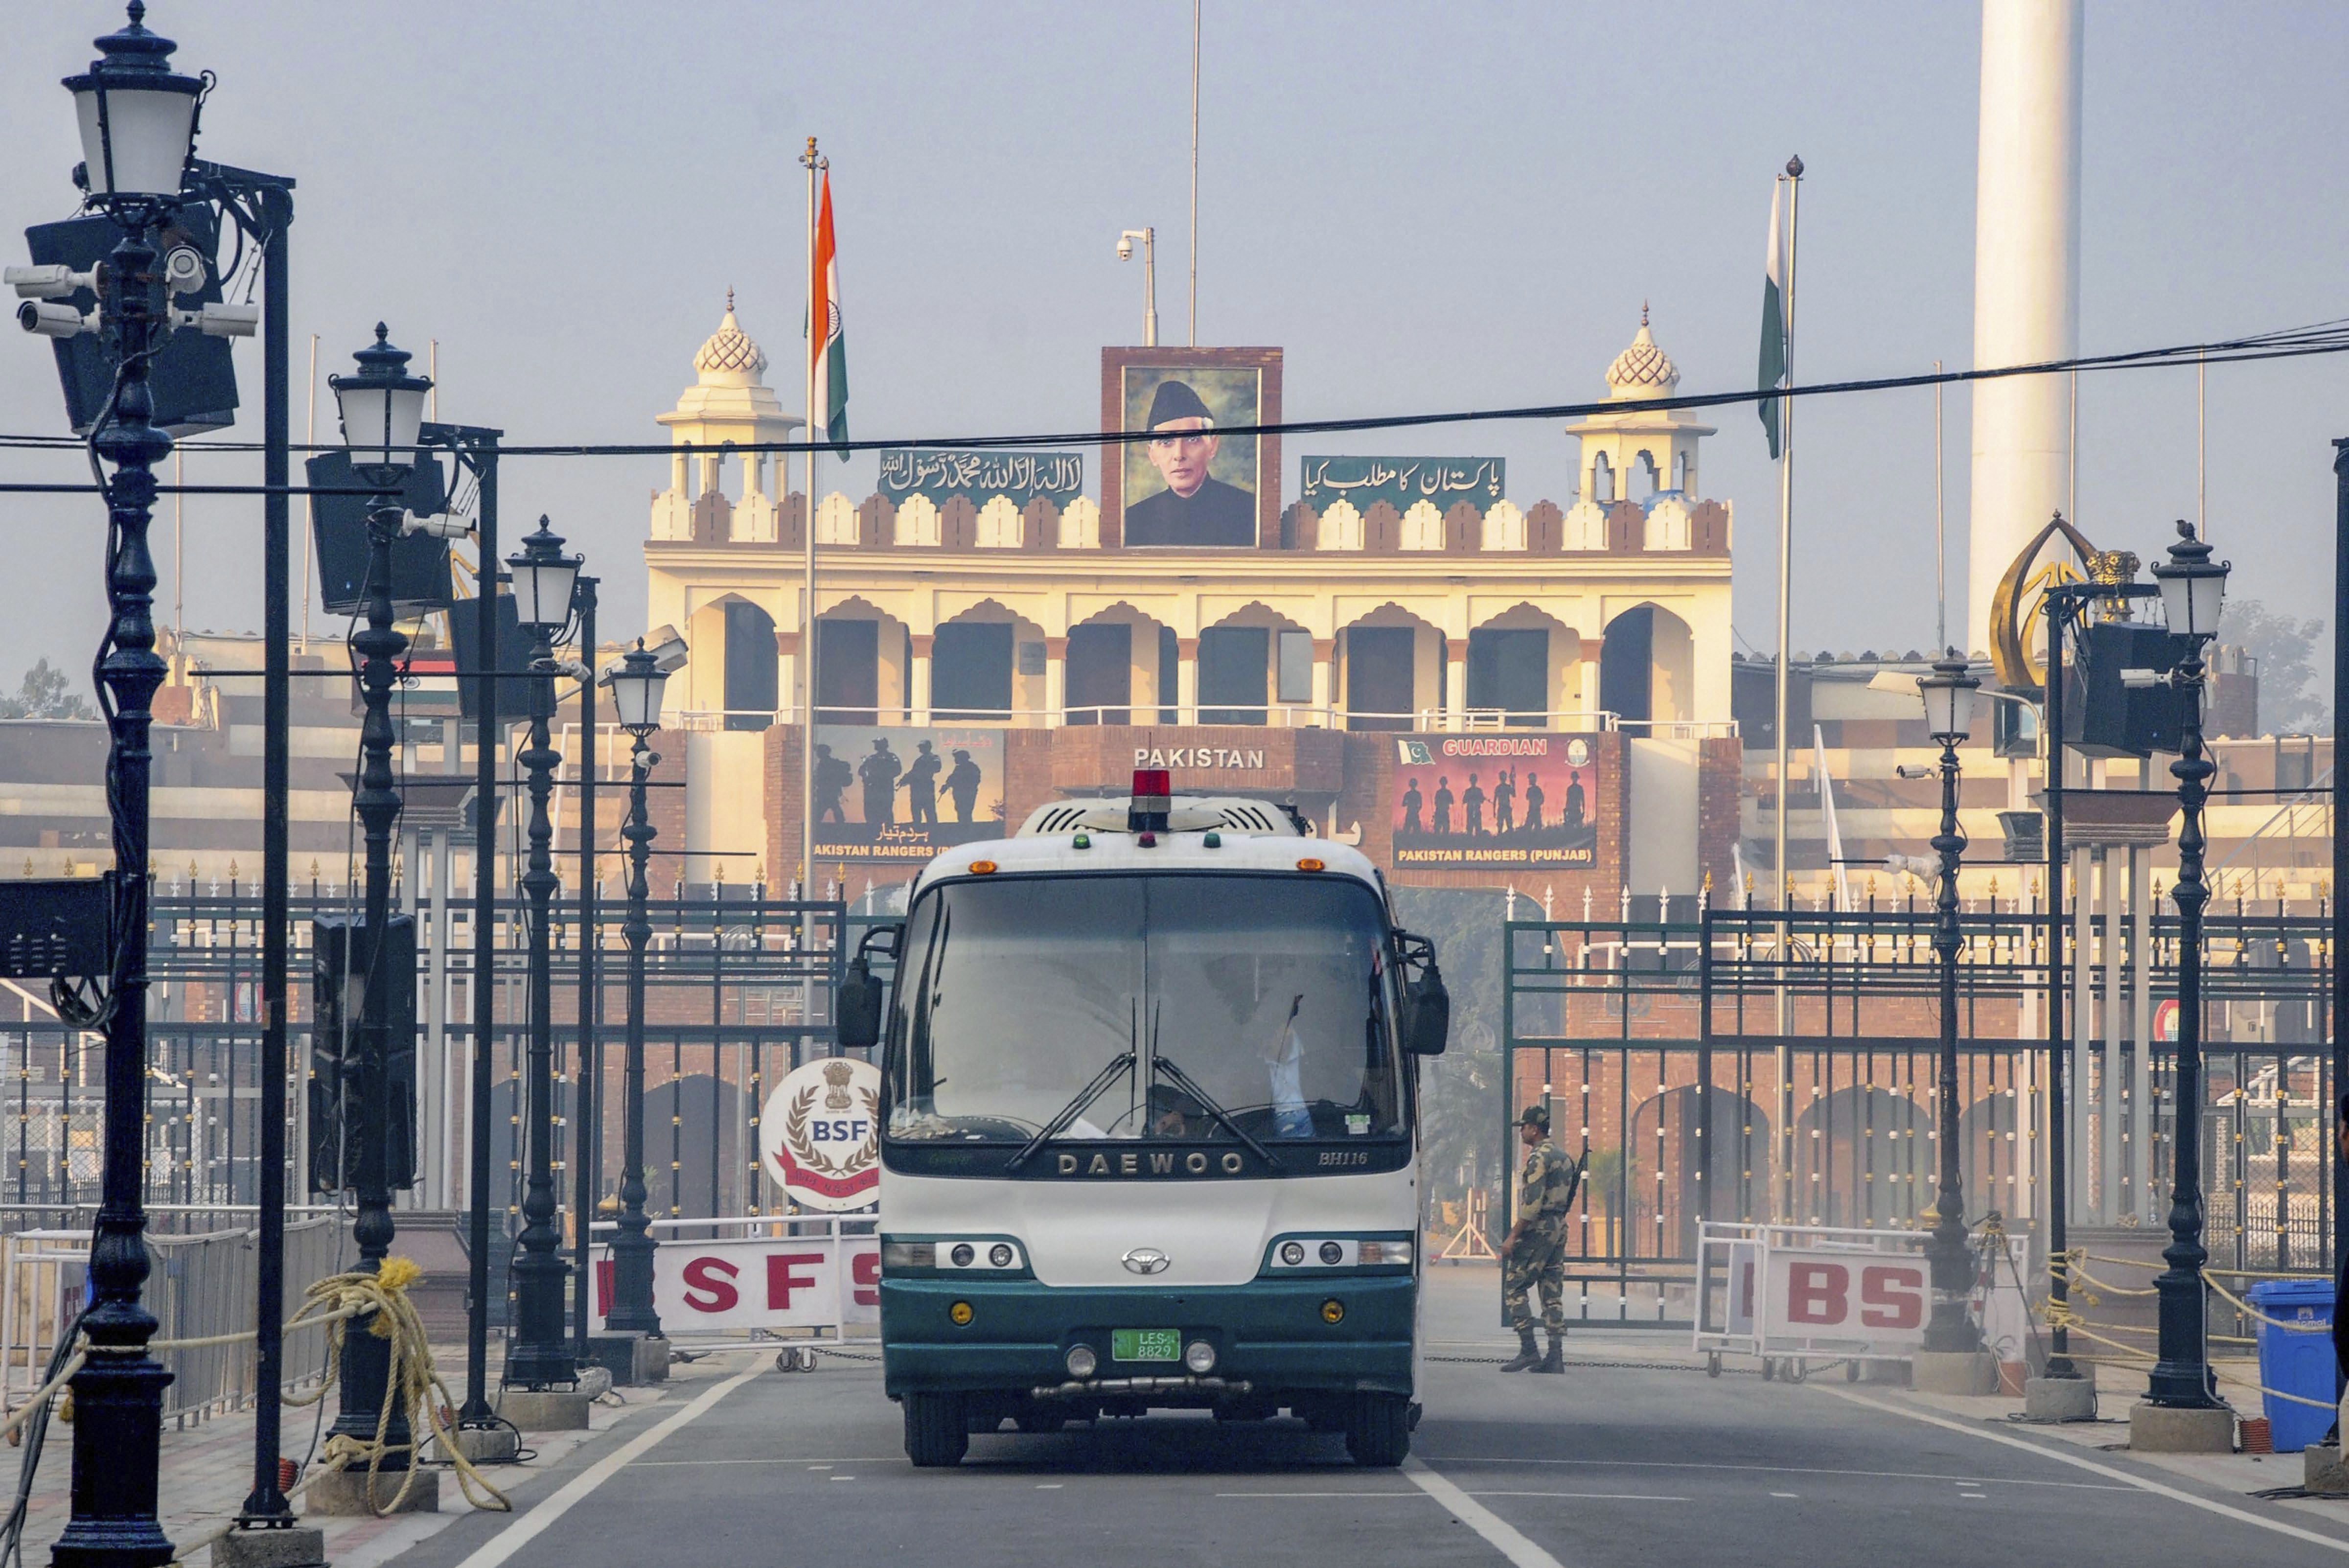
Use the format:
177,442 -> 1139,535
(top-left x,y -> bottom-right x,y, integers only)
588,1215 -> 879,1363
1694,1220 -> 2014,1379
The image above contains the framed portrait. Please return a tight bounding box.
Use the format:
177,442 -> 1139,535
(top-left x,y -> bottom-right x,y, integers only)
1100,346 -> 1282,549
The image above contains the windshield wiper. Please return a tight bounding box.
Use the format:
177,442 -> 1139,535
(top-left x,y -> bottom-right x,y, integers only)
1152,1053 -> 1283,1173
1006,1050 -> 1135,1172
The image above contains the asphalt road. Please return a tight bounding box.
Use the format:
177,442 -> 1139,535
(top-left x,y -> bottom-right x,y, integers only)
383,1279 -> 2349,1568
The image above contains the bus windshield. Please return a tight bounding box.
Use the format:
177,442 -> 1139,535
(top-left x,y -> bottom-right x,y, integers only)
884,873 -> 1403,1145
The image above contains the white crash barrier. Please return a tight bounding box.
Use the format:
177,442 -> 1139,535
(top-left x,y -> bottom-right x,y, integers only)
1692,1220 -> 2024,1381
589,1214 -> 878,1366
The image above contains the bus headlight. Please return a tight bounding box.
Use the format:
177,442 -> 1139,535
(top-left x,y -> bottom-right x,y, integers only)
950,1243 -> 975,1267
1184,1340 -> 1216,1374
1357,1241 -> 1412,1266
882,1242 -> 935,1270
1318,1241 -> 1344,1265
989,1243 -> 1015,1268
1065,1344 -> 1098,1379
1279,1241 -> 1306,1266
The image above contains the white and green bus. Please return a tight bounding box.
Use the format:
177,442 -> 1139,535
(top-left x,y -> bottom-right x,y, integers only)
838,770 -> 1449,1468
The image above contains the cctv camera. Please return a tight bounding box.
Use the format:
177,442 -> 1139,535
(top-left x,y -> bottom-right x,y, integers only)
5,263 -> 93,300
1117,236 -> 1133,260
174,301 -> 257,338
399,512 -> 472,540
17,299 -> 93,338
161,246 -> 207,298
1893,763 -> 1933,780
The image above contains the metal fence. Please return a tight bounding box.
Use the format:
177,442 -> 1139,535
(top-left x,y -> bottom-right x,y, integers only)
0,885 -> 848,1226
0,1212 -> 349,1426
1504,901 -> 2336,1328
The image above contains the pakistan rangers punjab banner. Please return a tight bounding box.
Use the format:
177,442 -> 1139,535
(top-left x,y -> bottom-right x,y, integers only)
812,724 -> 1005,862
1389,734 -> 1599,868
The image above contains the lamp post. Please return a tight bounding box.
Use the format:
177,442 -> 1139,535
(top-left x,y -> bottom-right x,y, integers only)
1117,228 -> 1158,346
48,10 -> 203,1563
505,517 -> 583,1389
1916,654 -> 1984,1360
602,641 -> 671,1340
2146,519 -> 2230,1411
321,325 -> 431,1469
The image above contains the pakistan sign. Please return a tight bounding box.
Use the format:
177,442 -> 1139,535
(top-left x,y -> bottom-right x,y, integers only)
877,448 -> 1084,508
1300,456 -> 1503,514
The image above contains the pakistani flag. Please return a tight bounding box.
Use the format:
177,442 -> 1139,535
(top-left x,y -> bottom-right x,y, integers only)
1757,177 -> 1789,460
812,171 -> 849,458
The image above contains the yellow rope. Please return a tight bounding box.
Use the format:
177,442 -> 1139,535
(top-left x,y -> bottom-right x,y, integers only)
277,1257 -> 511,1515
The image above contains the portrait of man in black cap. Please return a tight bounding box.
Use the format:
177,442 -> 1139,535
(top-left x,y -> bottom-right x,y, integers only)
1123,377 -> 1257,547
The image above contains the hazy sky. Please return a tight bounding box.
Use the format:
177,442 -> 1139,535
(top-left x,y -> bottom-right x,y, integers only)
2,0 -> 2344,695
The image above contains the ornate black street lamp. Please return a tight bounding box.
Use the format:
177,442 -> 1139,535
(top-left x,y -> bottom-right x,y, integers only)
602,640 -> 671,1338
2145,520 -> 2230,1410
1916,654 -> 1984,1358
46,10 -> 204,1564
505,517 -> 584,1389
322,325 -> 432,1467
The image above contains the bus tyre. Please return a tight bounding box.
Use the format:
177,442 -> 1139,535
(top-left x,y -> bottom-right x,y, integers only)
1344,1392 -> 1411,1468
903,1392 -> 969,1467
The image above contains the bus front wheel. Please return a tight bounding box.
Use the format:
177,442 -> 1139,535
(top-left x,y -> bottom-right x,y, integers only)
904,1392 -> 969,1467
1344,1392 -> 1411,1468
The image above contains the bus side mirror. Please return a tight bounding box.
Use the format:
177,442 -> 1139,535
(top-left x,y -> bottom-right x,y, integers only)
838,957 -> 885,1050
1405,958 -> 1449,1057
837,923 -> 900,1050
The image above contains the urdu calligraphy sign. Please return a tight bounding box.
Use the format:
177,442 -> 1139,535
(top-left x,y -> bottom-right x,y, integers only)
877,448 -> 1085,507
1300,456 -> 1504,514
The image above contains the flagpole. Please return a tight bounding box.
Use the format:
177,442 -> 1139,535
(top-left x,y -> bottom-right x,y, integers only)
1934,359 -> 1946,653
1772,154 -> 1801,1222
800,137 -> 823,903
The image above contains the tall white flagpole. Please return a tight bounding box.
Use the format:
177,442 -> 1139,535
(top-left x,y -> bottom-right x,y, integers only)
1189,0 -> 1200,347
800,137 -> 824,901
1772,155 -> 1802,1221
1934,359 -> 1946,653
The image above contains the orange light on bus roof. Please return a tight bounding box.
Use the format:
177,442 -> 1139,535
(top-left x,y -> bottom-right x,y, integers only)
1296,857 -> 1325,873
968,860 -> 998,875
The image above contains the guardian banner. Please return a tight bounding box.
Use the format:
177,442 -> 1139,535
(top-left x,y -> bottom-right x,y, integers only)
1389,734 -> 1599,868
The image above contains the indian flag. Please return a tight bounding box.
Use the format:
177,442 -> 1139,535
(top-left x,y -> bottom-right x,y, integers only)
1757,177 -> 1789,460
812,170 -> 849,458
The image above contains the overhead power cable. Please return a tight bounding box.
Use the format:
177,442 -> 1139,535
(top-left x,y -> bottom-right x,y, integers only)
0,317 -> 2345,465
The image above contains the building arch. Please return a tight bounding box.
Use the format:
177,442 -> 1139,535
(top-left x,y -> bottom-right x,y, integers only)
1590,451 -> 1615,505
1066,601 -> 1170,725
1626,1085 -> 1775,1258
1337,602 -> 1443,731
1791,1084 -> 1930,1230
1466,603 -> 1578,727
1599,602 -> 1695,726
932,599 -> 1043,720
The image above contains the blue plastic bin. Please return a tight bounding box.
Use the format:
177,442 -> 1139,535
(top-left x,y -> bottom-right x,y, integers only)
2247,1278 -> 2336,1453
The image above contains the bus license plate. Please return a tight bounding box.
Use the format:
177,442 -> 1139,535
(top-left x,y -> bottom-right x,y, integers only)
1111,1329 -> 1180,1362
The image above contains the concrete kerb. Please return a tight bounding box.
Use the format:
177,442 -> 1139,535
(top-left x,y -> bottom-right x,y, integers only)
1912,1351 -> 1999,1396
208,1527 -> 330,1568
2127,1401 -> 2236,1454
303,1467 -> 442,1517
2306,1443 -> 2349,1496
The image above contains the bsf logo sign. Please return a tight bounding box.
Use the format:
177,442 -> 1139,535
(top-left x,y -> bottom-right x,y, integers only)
761,1058 -> 880,1212
1759,1249 -> 1928,1349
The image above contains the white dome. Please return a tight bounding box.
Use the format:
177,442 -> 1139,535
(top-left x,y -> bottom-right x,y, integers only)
693,291 -> 768,383
1605,306 -> 1678,399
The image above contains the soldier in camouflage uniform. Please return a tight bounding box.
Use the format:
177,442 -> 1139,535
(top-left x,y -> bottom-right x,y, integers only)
1499,1103 -> 1578,1373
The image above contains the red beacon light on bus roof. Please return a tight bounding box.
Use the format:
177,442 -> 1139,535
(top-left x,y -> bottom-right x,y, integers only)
1128,768 -> 1172,838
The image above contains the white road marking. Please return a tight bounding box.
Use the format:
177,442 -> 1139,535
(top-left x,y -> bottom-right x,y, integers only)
1423,1455 -> 2130,1490
1464,1492 -> 1688,1502
1036,1483 -> 1063,1490
1404,1459 -> 1573,1568
1815,1385 -> 2349,1555
629,1456 -> 902,1467
1770,1492 -> 1800,1499
449,1364 -> 766,1568
1216,1491 -> 1426,1499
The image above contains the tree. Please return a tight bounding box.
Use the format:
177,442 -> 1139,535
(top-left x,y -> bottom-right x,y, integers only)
0,658 -> 95,721
2222,599 -> 2326,735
